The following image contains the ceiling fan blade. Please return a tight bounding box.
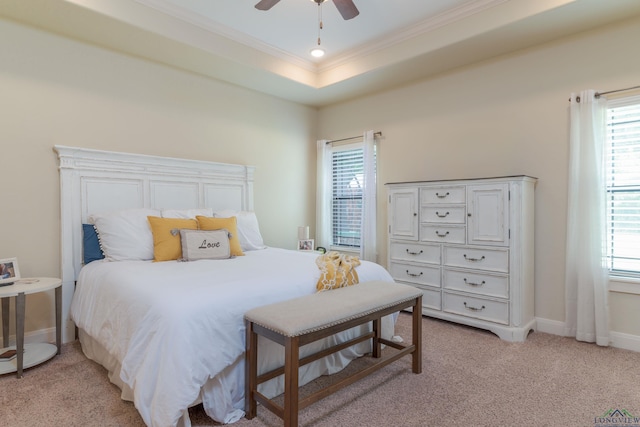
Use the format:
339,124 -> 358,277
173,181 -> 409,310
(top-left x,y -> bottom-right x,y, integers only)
333,0 -> 359,20
255,0 -> 281,11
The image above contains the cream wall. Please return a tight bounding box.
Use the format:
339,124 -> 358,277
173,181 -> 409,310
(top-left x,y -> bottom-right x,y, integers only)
0,18 -> 317,340
318,16 -> 640,343
2,13 -> 639,349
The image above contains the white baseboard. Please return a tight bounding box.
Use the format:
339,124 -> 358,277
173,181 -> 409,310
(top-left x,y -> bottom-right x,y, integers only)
535,317 -> 566,336
609,331 -> 640,352
535,317 -> 640,352
0,327 -> 58,348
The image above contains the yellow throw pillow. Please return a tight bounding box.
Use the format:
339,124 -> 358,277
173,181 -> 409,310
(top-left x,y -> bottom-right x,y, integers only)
147,216 -> 198,262
316,251 -> 361,292
196,216 -> 244,256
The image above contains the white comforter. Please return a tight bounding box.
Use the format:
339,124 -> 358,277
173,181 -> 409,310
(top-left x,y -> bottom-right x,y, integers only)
70,248 -> 394,427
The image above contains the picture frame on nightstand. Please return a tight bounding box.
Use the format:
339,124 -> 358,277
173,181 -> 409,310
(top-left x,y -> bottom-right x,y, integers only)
297,239 -> 314,251
0,257 -> 20,286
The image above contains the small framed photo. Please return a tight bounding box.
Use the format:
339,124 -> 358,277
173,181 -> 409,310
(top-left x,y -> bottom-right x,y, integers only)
297,239 -> 314,251
0,257 -> 20,287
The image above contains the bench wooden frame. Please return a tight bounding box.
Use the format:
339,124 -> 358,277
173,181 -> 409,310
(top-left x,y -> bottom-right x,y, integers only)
244,281 -> 423,427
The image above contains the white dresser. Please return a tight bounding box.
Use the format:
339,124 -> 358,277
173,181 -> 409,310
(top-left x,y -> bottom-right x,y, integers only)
386,176 -> 536,342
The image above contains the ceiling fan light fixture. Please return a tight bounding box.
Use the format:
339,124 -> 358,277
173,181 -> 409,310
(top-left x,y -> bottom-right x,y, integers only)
310,47 -> 325,58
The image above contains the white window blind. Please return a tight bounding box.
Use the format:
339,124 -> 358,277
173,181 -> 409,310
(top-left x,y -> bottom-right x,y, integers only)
606,96 -> 640,277
331,146 -> 365,248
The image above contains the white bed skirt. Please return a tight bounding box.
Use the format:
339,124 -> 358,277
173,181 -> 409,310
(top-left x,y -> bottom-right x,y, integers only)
78,316 -> 395,426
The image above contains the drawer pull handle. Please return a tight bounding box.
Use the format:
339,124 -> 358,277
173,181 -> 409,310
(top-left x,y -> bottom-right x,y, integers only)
435,231 -> 450,238
464,302 -> 486,312
463,254 -> 485,262
406,270 -> 423,278
406,249 -> 423,255
435,211 -> 449,218
464,278 -> 485,287
436,192 -> 450,198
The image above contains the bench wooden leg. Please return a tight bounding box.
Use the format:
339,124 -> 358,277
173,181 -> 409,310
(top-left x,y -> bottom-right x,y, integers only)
284,336 -> 300,427
412,296 -> 422,374
372,317 -> 382,358
245,321 -> 258,419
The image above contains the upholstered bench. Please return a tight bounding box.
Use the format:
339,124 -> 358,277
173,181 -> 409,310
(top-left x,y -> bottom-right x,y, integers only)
244,280 -> 423,427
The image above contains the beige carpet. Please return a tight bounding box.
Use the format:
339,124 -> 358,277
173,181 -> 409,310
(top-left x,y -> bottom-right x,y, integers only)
1,313 -> 639,427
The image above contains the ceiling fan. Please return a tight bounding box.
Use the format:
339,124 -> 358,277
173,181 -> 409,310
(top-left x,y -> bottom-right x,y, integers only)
255,0 -> 359,21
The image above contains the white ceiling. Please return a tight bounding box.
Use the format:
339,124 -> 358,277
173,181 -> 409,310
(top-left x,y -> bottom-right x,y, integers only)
2,0 -> 640,107
141,0 -> 478,65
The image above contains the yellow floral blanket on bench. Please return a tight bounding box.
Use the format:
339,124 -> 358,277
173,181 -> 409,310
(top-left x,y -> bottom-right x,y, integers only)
316,251 -> 361,292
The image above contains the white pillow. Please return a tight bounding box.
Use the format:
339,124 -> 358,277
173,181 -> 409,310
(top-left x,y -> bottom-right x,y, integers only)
214,210 -> 266,251
89,208 -> 160,261
161,208 -> 214,219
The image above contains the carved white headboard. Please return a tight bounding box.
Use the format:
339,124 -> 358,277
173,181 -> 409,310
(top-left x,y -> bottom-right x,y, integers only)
55,145 -> 255,342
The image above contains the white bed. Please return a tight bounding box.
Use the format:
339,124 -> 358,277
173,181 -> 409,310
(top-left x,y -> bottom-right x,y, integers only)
55,146 -> 395,427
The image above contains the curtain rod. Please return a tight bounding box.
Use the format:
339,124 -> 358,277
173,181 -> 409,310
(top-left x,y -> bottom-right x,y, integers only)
595,85 -> 640,98
325,131 -> 382,144
569,85 -> 640,102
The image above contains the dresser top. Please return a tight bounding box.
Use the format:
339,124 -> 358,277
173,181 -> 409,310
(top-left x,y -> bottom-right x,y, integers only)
385,175 -> 537,186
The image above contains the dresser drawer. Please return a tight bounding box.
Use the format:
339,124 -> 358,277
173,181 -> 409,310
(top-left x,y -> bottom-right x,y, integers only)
421,185 -> 466,204
443,268 -> 509,299
420,225 -> 466,244
389,241 -> 440,264
420,205 -> 466,224
443,246 -> 509,273
443,292 -> 509,325
390,262 -> 441,287
404,283 -> 441,311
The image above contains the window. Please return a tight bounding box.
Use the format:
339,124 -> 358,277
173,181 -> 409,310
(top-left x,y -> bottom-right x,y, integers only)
605,96 -> 640,278
329,143 -> 375,250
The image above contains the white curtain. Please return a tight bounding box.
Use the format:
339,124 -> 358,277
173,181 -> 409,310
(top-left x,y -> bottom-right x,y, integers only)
316,139 -> 331,249
564,90 -> 610,346
360,130 -> 377,262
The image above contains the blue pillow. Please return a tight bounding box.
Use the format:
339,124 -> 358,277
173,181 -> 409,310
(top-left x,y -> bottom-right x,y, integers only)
83,224 -> 105,264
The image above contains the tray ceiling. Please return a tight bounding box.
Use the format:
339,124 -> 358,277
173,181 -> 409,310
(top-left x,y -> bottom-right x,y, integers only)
2,0 -> 640,106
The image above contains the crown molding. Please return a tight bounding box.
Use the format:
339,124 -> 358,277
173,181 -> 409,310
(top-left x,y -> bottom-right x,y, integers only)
318,0 -> 508,72
134,0 -> 508,75
134,0 -> 318,72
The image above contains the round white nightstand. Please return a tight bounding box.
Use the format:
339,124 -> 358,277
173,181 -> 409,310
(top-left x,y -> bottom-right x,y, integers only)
0,277 -> 62,378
